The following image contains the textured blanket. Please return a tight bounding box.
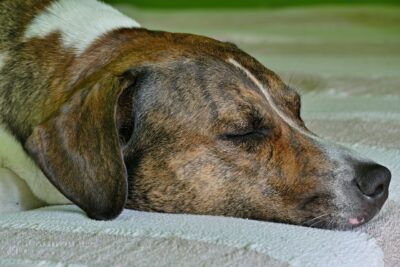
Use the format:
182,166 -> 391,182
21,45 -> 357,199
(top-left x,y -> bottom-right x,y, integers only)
0,6 -> 399,267
0,91 -> 398,267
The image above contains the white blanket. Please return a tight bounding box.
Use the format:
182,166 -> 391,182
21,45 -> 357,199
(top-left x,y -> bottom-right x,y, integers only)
0,92 -> 398,267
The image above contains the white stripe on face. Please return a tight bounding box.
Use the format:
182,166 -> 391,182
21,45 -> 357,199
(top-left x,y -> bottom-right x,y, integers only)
226,58 -> 371,162
24,0 -> 140,55
227,58 -> 313,138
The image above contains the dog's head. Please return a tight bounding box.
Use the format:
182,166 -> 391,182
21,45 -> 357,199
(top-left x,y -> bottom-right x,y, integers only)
25,30 -> 390,229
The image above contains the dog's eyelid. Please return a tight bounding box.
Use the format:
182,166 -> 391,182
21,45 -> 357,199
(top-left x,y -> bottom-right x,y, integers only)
221,118 -> 265,133
220,123 -> 272,140
219,111 -> 272,132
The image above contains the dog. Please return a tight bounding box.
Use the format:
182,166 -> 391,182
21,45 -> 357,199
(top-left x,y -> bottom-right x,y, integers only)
0,0 -> 391,229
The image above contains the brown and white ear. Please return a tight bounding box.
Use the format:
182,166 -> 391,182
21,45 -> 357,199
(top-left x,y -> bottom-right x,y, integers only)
25,74 -> 135,220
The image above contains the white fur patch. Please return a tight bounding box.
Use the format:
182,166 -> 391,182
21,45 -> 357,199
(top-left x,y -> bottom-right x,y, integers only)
24,0 -> 140,55
0,168 -> 44,212
0,125 -> 70,205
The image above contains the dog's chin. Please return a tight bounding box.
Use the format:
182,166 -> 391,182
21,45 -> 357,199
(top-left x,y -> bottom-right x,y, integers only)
302,216 -> 363,230
299,192 -> 388,230
301,208 -> 383,230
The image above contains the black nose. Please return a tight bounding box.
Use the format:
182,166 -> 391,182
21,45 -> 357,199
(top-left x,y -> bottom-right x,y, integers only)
354,163 -> 391,199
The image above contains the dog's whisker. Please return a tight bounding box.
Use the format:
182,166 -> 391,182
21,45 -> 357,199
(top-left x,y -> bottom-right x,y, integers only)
302,213 -> 331,227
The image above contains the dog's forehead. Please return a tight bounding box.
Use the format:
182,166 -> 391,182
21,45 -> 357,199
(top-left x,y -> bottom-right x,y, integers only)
152,56 -> 297,117
140,57 -> 274,121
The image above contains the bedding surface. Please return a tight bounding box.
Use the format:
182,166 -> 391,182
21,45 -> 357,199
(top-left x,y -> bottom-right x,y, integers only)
0,90 -> 398,267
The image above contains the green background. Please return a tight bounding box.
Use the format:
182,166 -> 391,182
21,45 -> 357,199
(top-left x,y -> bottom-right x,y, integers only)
103,0 -> 400,8
107,3 -> 400,96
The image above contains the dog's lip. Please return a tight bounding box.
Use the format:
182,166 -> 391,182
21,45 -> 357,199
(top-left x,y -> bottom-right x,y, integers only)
301,210 -> 376,230
341,208 -> 379,229
318,217 -> 368,230
349,216 -> 366,226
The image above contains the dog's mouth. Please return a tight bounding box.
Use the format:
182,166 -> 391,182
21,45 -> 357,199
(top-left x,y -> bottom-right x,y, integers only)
301,212 -> 377,230
309,160 -> 391,230
300,193 -> 389,230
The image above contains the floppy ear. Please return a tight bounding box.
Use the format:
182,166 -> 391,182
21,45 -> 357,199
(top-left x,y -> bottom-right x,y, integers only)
25,73 -> 135,220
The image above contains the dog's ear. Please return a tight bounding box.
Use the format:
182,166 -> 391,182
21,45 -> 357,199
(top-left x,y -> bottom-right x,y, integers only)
25,72 -> 138,220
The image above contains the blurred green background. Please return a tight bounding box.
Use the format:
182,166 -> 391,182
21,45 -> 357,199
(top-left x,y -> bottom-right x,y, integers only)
106,1 -> 400,96
102,0 -> 400,164
104,0 -> 399,8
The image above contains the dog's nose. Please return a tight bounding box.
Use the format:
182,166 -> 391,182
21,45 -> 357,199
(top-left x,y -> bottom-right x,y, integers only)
354,163 -> 391,199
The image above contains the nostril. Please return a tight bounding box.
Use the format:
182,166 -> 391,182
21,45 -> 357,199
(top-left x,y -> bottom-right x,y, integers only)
354,163 -> 391,198
373,184 -> 385,197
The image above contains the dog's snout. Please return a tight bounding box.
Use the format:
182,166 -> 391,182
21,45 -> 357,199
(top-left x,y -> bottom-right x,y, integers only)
341,162 -> 392,227
353,163 -> 391,199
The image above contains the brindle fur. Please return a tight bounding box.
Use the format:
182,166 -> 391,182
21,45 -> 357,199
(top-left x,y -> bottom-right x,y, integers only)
0,0 -> 387,228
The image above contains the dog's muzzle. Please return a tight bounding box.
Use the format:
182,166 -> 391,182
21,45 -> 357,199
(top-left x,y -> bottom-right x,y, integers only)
349,162 -> 391,225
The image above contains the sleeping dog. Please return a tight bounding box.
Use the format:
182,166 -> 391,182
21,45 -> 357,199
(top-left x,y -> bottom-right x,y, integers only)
0,0 -> 391,229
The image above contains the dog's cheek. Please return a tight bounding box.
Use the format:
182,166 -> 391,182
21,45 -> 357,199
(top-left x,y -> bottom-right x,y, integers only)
166,147 -> 231,213
125,146 -> 220,214
153,147 -> 261,216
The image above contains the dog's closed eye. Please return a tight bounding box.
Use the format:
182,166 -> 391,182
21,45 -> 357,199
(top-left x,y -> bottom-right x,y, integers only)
220,118 -> 275,148
222,128 -> 271,141
219,110 -> 276,145
219,127 -> 272,153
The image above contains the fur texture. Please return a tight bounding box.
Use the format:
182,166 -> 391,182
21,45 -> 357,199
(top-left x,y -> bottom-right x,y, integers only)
0,53 -> 6,70
0,0 -> 391,227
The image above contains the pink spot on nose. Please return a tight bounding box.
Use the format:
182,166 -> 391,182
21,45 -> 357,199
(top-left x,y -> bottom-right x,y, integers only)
349,217 -> 365,225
